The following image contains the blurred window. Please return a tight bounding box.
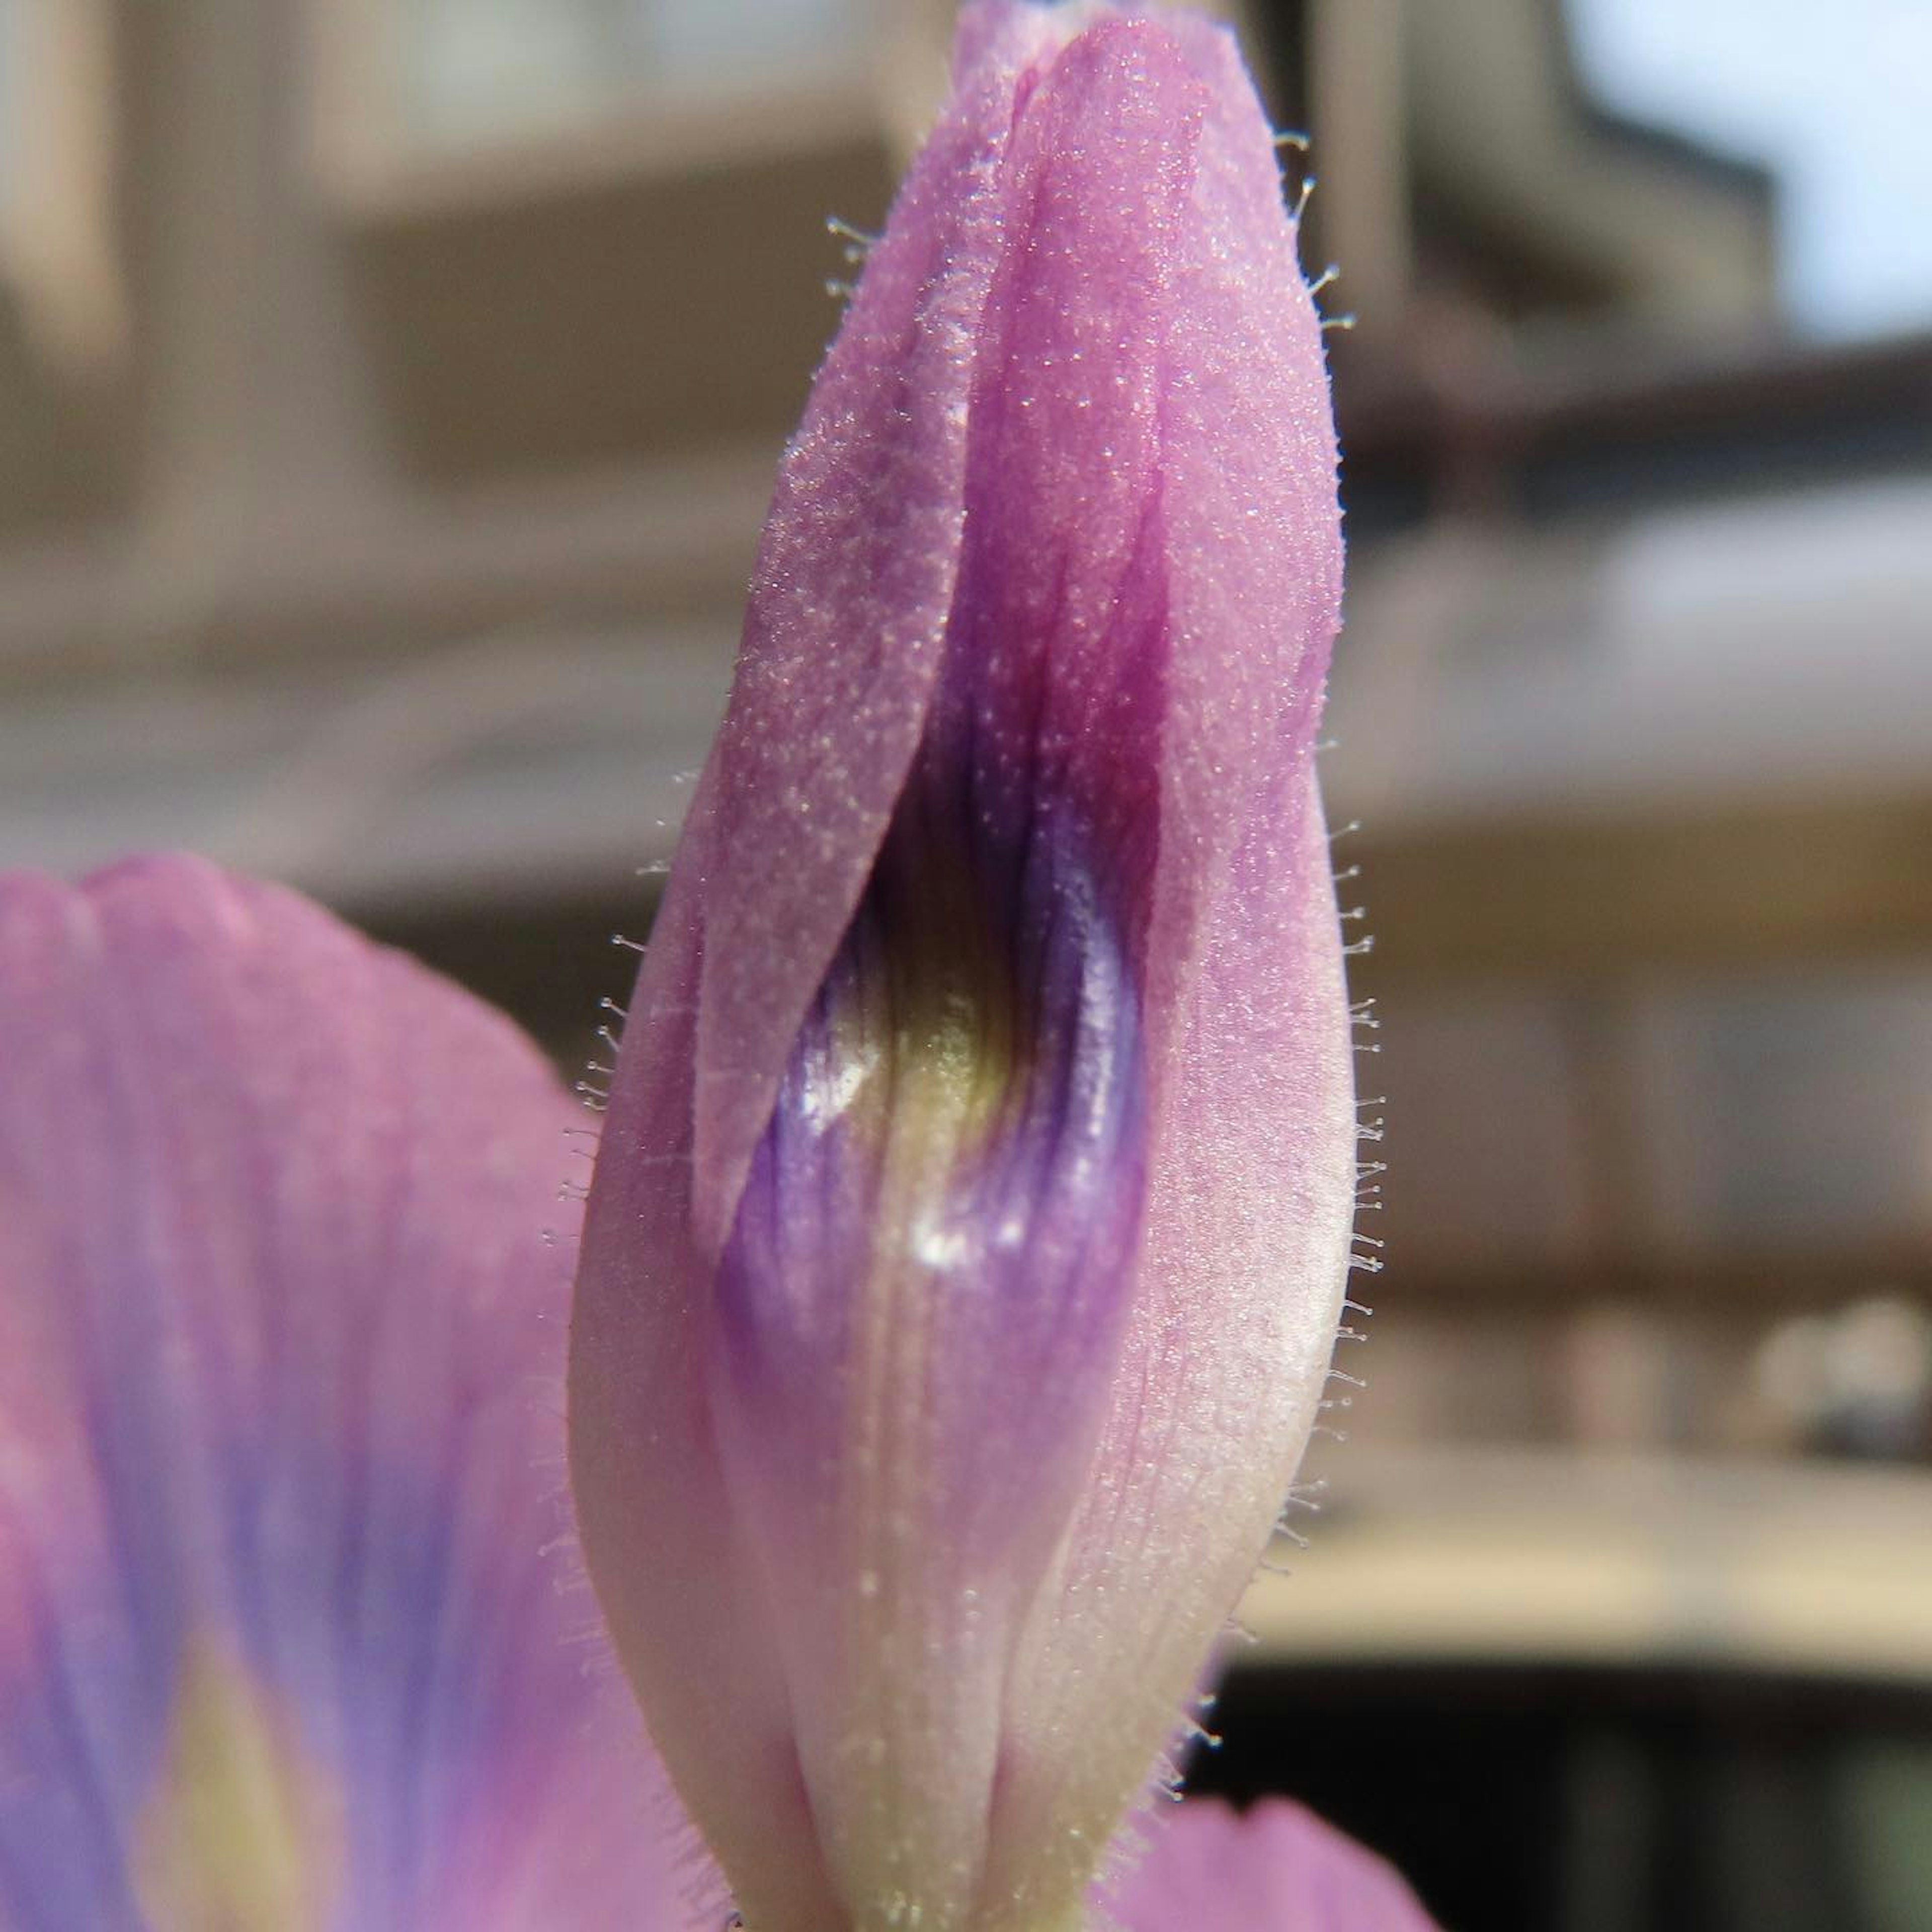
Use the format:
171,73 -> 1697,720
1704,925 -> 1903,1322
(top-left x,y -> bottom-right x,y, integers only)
1369,972 -> 1932,1277
1633,973 -> 1932,1255
385,0 -> 869,149
1837,1741 -> 1932,1932
1376,991 -> 1595,1275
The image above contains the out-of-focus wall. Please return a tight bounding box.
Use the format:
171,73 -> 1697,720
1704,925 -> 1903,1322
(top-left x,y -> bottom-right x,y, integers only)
0,0 -> 955,920
4,0 -> 1930,1471
1272,0 -> 1932,1468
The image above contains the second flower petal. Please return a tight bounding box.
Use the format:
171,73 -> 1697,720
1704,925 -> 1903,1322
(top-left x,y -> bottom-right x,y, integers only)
0,858 -> 712,1931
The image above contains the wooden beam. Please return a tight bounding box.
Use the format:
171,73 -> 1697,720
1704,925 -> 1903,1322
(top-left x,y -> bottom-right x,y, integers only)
1353,793 -> 1932,986
1371,1250 -> 1932,1316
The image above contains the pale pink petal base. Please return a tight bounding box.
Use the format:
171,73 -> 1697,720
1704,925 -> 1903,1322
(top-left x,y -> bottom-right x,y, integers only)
1106,1801 -> 1440,1932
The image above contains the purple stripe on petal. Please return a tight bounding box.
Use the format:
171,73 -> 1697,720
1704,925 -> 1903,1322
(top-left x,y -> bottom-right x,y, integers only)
715,774 -> 1147,1513
706,758 -> 1150,1924
689,1 -> 1085,1259
0,857 -> 715,1931
934,21 -> 1193,950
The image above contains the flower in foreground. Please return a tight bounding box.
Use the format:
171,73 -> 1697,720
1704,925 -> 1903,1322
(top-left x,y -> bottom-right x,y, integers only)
0,857 -> 1434,1931
570,2 -> 1357,1927
0,857 -> 713,1930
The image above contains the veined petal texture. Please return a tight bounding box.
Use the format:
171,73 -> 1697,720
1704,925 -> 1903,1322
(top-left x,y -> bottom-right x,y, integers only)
571,4 -> 1354,1928
0,857 -> 713,1931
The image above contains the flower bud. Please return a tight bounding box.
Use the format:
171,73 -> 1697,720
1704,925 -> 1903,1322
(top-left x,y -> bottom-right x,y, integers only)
571,6 -> 1354,1927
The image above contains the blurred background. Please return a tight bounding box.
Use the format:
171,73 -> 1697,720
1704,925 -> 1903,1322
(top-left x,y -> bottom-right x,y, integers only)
2,0 -> 1928,1924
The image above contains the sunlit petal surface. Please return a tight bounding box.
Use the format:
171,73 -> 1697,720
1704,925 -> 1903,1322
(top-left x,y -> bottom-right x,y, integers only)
0,856 -> 716,1931
572,3 -> 1353,1926
1106,1801 -> 1440,1932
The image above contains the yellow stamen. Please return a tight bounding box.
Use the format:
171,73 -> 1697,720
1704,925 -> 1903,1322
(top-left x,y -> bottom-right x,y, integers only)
133,1636 -> 342,1932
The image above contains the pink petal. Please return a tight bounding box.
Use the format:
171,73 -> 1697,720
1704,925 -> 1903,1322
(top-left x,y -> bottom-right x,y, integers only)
573,5 -> 1353,1926
690,0 -> 1081,1257
0,857 -> 717,1930
1106,1801 -> 1440,1931
572,16 -> 1078,1917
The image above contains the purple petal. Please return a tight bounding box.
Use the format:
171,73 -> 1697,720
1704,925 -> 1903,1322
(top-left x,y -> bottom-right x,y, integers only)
0,857 -> 716,1930
689,0 -> 1083,1258
1106,1801 -> 1440,1931
572,4 -> 1353,1926
943,13 -> 1355,1909
571,15 -> 1080,1914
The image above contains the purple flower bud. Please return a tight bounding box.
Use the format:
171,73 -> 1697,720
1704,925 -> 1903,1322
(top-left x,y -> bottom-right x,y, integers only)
571,5 -> 1355,1926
